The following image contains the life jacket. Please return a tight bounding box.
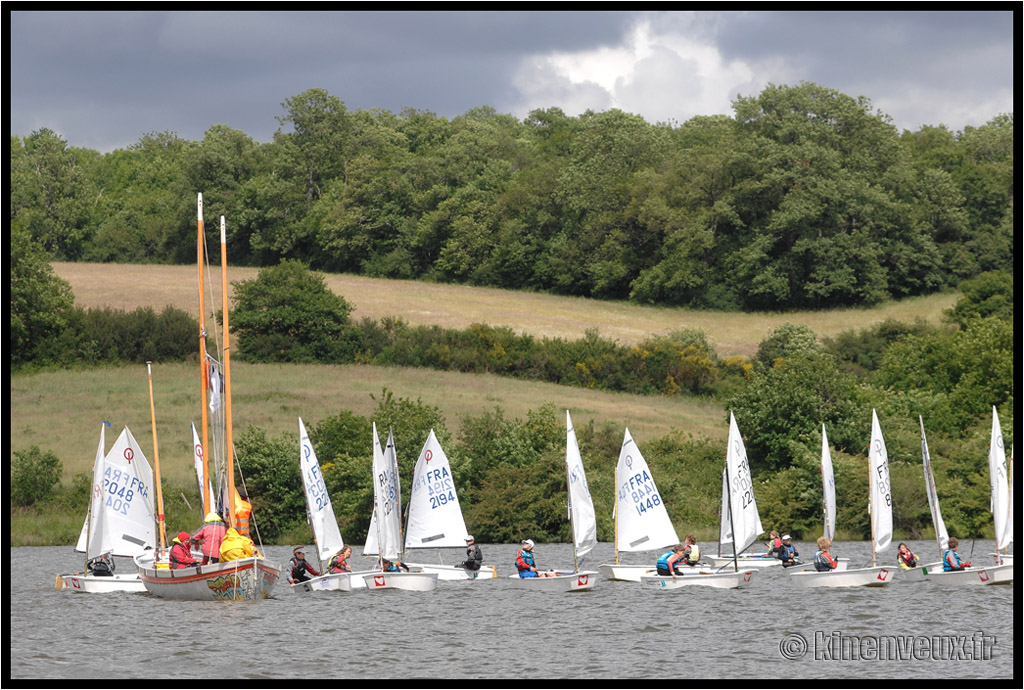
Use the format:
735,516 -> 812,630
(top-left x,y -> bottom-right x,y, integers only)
290,557 -> 316,581
329,553 -> 351,573
781,543 -> 797,560
88,557 -> 114,576
898,550 -> 918,569
234,499 -> 252,537
516,549 -> 535,572
685,543 -> 700,565
943,549 -> 963,571
814,550 -> 837,572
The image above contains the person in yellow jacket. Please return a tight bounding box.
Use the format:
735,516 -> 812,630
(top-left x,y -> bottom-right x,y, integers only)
219,527 -> 256,562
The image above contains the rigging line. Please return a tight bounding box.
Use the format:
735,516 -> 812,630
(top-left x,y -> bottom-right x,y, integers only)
201,224 -> 222,355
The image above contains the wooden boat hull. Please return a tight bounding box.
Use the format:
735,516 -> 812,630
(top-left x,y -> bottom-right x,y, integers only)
362,571 -> 439,591
926,564 -> 1013,585
506,570 -> 598,591
57,573 -> 147,594
788,565 -> 895,587
639,570 -> 756,590
290,570 -> 376,593
135,553 -> 282,600
406,563 -> 498,580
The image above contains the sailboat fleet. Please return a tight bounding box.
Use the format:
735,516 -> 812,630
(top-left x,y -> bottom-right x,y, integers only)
55,192 -> 1012,597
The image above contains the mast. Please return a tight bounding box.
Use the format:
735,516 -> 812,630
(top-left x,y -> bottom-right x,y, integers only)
220,215 -> 236,529
868,443 -> 876,568
613,460 -> 619,565
726,467 -> 738,572
197,193 -> 212,516
566,438 -> 579,574
147,362 -> 167,553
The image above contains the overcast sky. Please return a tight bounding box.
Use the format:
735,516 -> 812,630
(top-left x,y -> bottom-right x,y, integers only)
10,10 -> 1015,153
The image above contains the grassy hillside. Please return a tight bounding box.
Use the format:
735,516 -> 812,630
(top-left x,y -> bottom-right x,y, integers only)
52,262 -> 959,358
10,361 -> 725,484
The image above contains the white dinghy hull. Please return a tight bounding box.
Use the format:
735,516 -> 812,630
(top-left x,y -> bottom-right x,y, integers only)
57,573 -> 147,594
926,564 -> 1012,585
407,563 -> 498,580
895,562 -> 943,582
363,571 -> 439,591
788,565 -> 895,588
291,570 -> 377,593
598,564 -> 658,582
506,570 -> 598,591
135,552 -> 282,600
640,569 -> 756,590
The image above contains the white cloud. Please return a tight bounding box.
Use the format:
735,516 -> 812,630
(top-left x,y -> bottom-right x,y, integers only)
508,19 -> 784,125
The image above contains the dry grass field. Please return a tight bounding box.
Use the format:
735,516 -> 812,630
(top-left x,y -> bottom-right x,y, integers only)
52,262 -> 959,359
10,361 -> 725,484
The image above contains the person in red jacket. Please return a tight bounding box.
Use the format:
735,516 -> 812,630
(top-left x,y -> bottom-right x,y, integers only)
169,531 -> 200,569
191,512 -> 227,564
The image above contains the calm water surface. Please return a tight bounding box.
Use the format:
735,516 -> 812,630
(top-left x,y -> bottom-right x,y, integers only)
11,540 -> 1014,679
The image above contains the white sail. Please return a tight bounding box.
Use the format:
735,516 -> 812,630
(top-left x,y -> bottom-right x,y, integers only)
724,412 -> 763,555
919,417 -> 948,551
989,407 -> 1010,550
405,430 -> 468,549
718,468 -> 731,548
370,424 -> 402,561
821,425 -> 836,543
868,410 -> 893,555
299,418 -> 345,561
566,411 -> 597,558
77,427 -> 156,557
190,422 -> 215,515
616,427 -> 678,552
76,424 -> 110,557
1008,448 -> 1014,547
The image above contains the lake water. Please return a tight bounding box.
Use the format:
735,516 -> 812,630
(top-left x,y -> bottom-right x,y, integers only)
11,540 -> 1014,679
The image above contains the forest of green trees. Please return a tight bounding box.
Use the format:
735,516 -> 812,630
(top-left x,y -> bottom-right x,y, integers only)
10,82 -> 1014,311
9,82 -> 1015,545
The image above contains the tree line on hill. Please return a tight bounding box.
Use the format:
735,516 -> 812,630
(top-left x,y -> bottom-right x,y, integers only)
10,82 -> 1014,311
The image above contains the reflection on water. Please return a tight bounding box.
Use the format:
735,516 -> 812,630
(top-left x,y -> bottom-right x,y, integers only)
12,541 -> 1014,679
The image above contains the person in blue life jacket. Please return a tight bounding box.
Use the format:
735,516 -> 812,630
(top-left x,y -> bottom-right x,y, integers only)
813,537 -> 838,572
656,544 -> 689,578
777,534 -> 800,566
515,539 -> 557,578
381,558 -> 410,573
943,537 -> 971,571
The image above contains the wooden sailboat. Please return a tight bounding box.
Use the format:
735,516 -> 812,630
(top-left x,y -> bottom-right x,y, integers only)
135,195 -> 281,600
598,428 -> 681,581
507,411 -> 598,591
789,410 -> 895,587
641,411 -> 756,589
57,424 -> 154,593
291,418 -> 375,592
402,430 -> 497,580
363,424 -> 438,591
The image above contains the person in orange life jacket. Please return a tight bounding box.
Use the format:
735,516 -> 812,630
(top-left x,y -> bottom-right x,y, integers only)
656,544 -> 689,577
813,537 -> 838,572
191,512 -> 227,564
169,531 -> 200,569
897,543 -> 919,570
943,537 -> 971,571
516,539 -> 557,578
234,489 -> 252,538
381,558 -> 410,572
328,546 -> 352,573
765,530 -> 782,557
289,546 -> 320,583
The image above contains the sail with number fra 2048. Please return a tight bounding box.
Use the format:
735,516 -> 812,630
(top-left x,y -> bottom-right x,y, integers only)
617,427 -> 678,553
724,412 -> 763,555
76,426 -> 156,558
299,417 -> 345,562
